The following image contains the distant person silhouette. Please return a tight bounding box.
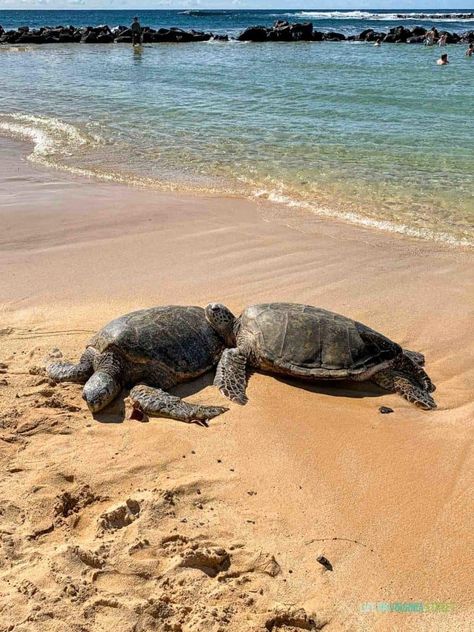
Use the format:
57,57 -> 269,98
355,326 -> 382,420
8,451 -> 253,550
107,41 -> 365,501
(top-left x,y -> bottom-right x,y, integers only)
131,16 -> 142,46
466,43 -> 474,57
438,33 -> 448,47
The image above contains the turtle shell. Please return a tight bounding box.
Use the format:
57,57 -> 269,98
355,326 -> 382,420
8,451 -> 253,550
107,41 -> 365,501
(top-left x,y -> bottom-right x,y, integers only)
240,303 -> 401,377
89,306 -> 224,376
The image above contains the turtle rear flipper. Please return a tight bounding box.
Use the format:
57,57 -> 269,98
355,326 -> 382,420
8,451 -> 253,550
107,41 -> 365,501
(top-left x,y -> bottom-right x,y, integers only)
46,348 -> 95,384
214,348 -> 248,405
129,384 -> 228,424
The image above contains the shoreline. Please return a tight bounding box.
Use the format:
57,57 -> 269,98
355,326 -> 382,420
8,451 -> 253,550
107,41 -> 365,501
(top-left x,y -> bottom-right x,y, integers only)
0,137 -> 473,630
1,126 -> 471,251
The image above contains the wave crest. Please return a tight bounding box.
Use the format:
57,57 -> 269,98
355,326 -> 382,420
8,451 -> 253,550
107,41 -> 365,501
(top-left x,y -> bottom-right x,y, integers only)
0,112 -> 104,165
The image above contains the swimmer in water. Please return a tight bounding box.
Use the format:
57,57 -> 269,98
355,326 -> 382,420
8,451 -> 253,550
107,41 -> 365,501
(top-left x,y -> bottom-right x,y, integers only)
437,53 -> 449,65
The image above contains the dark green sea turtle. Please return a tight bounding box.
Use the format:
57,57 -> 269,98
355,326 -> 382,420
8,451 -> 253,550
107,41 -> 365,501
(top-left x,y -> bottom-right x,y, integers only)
204,302 -> 436,410
46,306 -> 228,422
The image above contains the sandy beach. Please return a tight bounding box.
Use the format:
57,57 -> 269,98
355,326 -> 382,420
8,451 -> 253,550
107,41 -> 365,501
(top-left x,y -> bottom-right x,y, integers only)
0,137 -> 473,631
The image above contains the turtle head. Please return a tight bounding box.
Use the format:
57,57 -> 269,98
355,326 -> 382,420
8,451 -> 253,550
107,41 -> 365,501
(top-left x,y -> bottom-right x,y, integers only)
205,303 -> 236,347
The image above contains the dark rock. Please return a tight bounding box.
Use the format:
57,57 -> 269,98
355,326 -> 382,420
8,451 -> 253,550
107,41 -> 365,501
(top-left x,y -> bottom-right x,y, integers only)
461,30 -> 474,42
312,30 -> 324,41
96,32 -> 114,44
115,35 -> 132,43
81,31 -> 97,43
323,32 -> 346,41
238,26 -> 268,42
407,35 -> 426,44
1,30 -> 20,43
364,31 -> 385,42
411,26 -> 427,36
379,406 -> 394,415
317,555 -> 333,571
358,28 -> 375,41
211,34 -> 229,42
290,22 -> 313,41
16,30 -> 44,44
385,25 -> 411,43
443,31 -> 460,44
274,20 -> 290,29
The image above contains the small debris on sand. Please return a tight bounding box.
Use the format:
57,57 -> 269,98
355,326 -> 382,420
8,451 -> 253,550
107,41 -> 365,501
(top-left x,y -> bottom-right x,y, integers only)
316,555 -> 333,571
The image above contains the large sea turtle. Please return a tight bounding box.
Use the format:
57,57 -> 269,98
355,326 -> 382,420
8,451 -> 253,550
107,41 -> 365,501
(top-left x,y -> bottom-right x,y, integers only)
204,302 -> 436,410
46,306 -> 228,422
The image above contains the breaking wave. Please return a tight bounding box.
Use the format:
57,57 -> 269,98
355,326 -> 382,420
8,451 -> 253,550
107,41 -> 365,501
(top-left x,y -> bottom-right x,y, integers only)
295,11 -> 474,21
0,112 -> 103,165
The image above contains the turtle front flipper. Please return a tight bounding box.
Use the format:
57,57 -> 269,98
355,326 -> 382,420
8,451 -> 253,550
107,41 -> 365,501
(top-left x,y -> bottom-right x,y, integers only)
403,349 -> 425,366
129,385 -> 228,424
393,375 -> 437,410
372,369 -> 437,410
46,348 -> 95,384
214,348 -> 249,405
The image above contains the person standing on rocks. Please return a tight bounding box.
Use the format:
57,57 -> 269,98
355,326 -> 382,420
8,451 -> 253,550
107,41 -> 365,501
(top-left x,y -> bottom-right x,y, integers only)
131,16 -> 142,46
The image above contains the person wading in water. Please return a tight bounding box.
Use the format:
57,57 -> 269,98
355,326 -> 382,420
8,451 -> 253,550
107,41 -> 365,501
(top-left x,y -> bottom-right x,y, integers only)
131,16 -> 142,46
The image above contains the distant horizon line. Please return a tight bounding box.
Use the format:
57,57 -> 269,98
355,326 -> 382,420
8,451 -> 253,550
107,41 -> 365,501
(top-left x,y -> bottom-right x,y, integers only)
2,7 -> 471,10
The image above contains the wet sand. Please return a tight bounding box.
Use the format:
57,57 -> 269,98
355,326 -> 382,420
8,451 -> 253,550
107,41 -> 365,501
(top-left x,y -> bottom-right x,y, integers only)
0,137 -> 473,631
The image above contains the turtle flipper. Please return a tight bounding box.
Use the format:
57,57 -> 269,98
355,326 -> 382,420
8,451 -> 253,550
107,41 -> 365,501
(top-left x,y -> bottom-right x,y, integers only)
397,353 -> 435,393
129,385 -> 228,424
403,349 -> 425,366
214,348 -> 248,405
393,375 -> 437,410
372,369 -> 437,410
46,348 -> 95,384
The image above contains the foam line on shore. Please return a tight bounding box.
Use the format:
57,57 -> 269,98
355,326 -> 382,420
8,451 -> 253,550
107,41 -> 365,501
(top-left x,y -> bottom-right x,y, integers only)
1,111 -> 472,250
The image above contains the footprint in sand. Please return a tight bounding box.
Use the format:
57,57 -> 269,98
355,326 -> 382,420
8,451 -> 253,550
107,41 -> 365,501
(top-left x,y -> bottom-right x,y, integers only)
177,544 -> 231,577
54,484 -> 100,524
99,499 -> 141,531
265,607 -> 326,631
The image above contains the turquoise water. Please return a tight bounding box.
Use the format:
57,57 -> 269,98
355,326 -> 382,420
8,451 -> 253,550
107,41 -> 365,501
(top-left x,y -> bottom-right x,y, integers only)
0,10 -> 473,245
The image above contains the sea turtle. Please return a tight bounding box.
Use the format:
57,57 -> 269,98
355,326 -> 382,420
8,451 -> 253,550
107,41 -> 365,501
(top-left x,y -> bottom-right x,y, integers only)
46,306 -> 228,423
204,302 -> 436,410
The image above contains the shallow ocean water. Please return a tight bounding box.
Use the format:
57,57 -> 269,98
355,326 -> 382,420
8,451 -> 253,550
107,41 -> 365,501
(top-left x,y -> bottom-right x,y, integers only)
0,10 -> 473,245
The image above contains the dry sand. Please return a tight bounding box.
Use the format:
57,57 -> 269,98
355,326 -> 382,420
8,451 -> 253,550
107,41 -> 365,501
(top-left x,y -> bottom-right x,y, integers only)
0,138 -> 473,631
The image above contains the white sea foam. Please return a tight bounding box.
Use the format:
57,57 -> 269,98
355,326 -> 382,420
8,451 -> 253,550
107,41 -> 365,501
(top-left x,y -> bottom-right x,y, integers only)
294,11 -> 474,22
0,112 -> 104,165
0,112 -> 471,249
253,189 -> 473,248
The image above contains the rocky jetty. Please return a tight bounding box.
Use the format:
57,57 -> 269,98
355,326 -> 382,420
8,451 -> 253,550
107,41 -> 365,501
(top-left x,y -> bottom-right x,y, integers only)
238,21 -> 474,44
0,24 -> 219,44
0,21 -> 473,45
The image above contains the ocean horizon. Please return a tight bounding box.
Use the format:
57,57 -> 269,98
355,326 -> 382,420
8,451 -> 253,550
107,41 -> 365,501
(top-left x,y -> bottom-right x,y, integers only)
1,8 -> 473,246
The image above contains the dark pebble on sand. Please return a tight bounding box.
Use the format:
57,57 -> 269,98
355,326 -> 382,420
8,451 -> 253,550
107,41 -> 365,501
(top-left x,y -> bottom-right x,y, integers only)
317,555 -> 333,571
379,406 -> 394,414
